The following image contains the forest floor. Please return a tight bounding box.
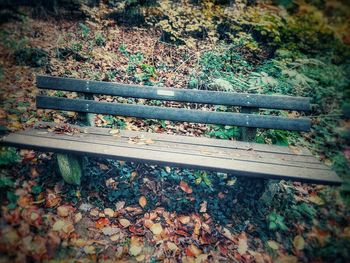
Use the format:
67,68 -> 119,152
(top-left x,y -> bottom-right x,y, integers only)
0,2 -> 350,263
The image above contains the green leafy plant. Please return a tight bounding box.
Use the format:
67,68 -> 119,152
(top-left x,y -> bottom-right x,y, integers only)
267,212 -> 288,231
14,47 -> 48,67
208,125 -> 239,140
194,171 -> 212,187
0,147 -> 19,166
79,23 -> 90,38
95,32 -> 106,47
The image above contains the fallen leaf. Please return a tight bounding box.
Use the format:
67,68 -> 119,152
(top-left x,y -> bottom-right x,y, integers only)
119,218 -> 131,228
309,195 -> 325,205
185,244 -> 202,257
293,235 -> 305,250
110,233 -> 122,242
150,223 -> 163,235
79,203 -> 93,212
129,237 -> 143,256
96,218 -> 110,229
267,240 -> 280,250
308,227 -> 330,246
102,226 -> 120,236
84,245 -> 96,255
52,220 -> 65,231
180,181 -> 193,194
167,241 -> 178,251
221,227 -> 235,242
106,178 -> 117,189
99,163 -> 109,170
104,208 -> 115,217
62,222 -> 75,234
342,227 -> 350,238
90,208 -> 99,217
179,216 -> 191,224
74,212 -> 82,223
71,238 -> 87,247
57,205 -> 72,217
115,201 -> 125,211
199,201 -> 207,213
144,219 -> 154,229
109,129 -> 120,136
237,233 -> 248,255
139,196 -> 147,208
131,171 -> 138,180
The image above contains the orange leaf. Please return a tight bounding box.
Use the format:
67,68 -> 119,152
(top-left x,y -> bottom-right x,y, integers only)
180,181 -> 192,194
95,218 -> 110,229
139,196 -> 147,208
185,244 -> 202,257
179,216 -> 191,224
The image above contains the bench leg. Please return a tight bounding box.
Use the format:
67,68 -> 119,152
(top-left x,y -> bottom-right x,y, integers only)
56,153 -> 83,185
259,179 -> 281,204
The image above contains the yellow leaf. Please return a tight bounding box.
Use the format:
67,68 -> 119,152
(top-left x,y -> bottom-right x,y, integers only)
62,222 -> 75,234
144,219 -> 154,229
293,235 -> 305,250
74,212 -> 82,223
150,223 -> 163,235
267,240 -> 280,250
52,220 -> 65,231
309,195 -> 325,205
167,241 -> 178,251
57,205 -> 70,217
186,244 -> 202,257
139,196 -> 147,208
237,234 -> 248,255
84,245 -> 96,255
104,208 -> 115,217
135,254 -> 145,262
90,208 -> 99,217
129,237 -> 143,256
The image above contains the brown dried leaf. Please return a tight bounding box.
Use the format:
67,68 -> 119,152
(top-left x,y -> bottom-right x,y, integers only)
139,196 -> 147,208
119,218 -> 131,228
180,180 -> 192,194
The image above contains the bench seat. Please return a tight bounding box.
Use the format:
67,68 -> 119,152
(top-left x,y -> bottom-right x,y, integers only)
1,122 -> 342,185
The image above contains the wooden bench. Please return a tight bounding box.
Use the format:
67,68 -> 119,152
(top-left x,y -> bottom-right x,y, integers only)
0,75 -> 342,186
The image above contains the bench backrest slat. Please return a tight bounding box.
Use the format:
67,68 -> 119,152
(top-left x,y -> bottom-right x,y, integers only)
37,75 -> 310,111
36,95 -> 311,131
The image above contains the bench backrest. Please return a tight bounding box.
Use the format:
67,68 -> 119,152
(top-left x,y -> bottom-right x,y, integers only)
36,75 -> 311,132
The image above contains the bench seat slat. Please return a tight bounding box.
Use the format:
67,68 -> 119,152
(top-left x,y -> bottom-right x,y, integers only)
36,96 -> 311,131
0,126 -> 341,185
16,129 -> 327,170
43,122 -> 312,156
37,75 -> 311,111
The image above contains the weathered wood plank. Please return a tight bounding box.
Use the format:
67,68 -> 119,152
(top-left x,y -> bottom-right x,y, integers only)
36,75 -> 311,111
36,96 -> 312,131
16,128 -> 328,170
34,122 -> 314,156
0,132 -> 342,185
